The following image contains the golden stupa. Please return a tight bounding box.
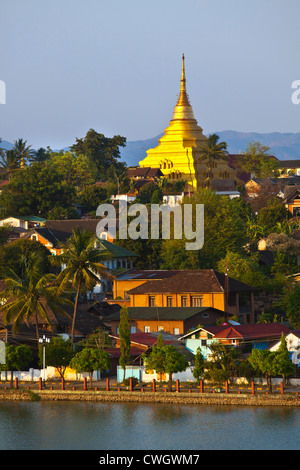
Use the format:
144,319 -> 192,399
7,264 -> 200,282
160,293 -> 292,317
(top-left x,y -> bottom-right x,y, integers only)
139,55 -> 238,191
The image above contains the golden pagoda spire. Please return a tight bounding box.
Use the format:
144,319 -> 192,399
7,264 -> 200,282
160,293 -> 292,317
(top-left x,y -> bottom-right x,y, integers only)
172,53 -> 196,121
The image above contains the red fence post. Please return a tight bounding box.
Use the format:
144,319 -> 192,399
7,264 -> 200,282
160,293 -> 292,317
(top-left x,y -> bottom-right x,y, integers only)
106,377 -> 110,391
129,377 -> 133,392
83,377 -> 87,391
61,377 -> 65,390
200,379 -> 203,393
281,381 -> 284,395
39,377 -> 43,390
251,381 -> 255,395
176,379 -> 180,392
225,381 -> 228,394
152,379 -> 156,392
14,377 -> 18,390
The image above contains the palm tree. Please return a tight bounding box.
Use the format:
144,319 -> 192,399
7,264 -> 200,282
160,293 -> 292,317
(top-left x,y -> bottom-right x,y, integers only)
198,134 -> 229,187
54,228 -> 115,344
29,147 -> 51,164
0,252 -> 72,343
0,149 -> 21,179
12,138 -> 34,168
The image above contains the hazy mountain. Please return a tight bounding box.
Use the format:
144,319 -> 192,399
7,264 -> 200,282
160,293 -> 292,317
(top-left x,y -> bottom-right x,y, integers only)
1,131 -> 300,166
0,140 -> 14,150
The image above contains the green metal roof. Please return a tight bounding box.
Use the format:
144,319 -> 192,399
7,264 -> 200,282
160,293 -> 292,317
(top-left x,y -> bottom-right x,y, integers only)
106,306 -> 222,321
97,239 -> 138,258
17,215 -> 47,222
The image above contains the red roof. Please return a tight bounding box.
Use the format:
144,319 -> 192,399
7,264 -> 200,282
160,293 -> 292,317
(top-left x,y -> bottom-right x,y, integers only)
214,323 -> 291,340
110,332 -> 178,348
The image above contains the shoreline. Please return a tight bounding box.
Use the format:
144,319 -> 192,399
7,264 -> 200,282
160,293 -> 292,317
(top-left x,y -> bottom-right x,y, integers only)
1,389 -> 300,407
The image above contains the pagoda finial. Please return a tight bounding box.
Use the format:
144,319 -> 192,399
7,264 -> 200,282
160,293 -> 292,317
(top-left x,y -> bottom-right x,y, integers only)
181,53 -> 186,88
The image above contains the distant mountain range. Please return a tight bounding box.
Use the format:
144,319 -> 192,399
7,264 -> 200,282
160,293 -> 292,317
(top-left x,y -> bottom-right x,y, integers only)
2,130 -> 300,167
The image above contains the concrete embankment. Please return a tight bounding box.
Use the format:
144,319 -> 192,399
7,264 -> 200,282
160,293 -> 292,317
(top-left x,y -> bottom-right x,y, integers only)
1,389 -> 300,407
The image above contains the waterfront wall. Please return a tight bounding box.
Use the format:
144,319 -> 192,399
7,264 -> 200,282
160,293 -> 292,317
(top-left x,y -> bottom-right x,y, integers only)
1,389 -> 300,407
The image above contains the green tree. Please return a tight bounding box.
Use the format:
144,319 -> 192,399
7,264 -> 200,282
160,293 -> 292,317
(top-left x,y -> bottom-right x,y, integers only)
135,182 -> 159,204
70,347 -> 111,388
29,147 -> 51,164
160,190 -> 250,269
257,200 -> 291,236
54,228 -> 114,344
193,347 -> 205,383
4,344 -> 32,388
276,333 -> 294,384
144,345 -> 188,391
12,138 -> 34,167
70,128 -> 126,179
0,161 -> 75,218
217,252 -> 264,289
0,149 -> 21,179
248,349 -> 278,392
119,306 -> 131,382
0,253 -> 72,343
276,283 -> 300,329
77,184 -> 107,213
0,238 -> 50,278
156,331 -> 164,348
198,133 -> 229,187
204,342 -> 241,385
49,151 -> 98,188
239,141 -> 279,177
40,336 -> 74,378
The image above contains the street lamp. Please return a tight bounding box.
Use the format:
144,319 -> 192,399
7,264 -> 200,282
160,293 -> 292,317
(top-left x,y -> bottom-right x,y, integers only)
39,335 -> 50,384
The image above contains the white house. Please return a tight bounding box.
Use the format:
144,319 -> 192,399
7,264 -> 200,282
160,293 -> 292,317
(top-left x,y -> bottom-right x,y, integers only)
0,215 -> 46,230
269,329 -> 300,366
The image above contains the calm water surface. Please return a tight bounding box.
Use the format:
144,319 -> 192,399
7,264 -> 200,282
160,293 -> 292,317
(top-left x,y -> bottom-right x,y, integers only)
0,401 -> 299,450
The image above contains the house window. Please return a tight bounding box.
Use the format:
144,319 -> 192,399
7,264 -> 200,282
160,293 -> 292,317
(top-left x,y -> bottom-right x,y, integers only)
144,326 -> 150,333
173,328 -> 179,335
181,296 -> 187,307
201,339 -> 207,346
149,296 -> 156,307
31,235 -> 37,241
130,326 -> 136,334
166,296 -> 173,307
191,296 -> 203,307
158,326 -> 164,332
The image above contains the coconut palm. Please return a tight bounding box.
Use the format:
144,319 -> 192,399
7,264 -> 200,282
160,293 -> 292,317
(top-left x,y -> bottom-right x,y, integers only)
29,147 -> 51,164
0,252 -> 72,343
0,149 -> 21,179
54,228 -> 114,344
12,138 -> 34,168
198,134 -> 229,187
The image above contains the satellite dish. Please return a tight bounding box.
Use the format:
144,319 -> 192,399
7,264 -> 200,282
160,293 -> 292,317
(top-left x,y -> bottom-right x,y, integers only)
58,334 -> 70,341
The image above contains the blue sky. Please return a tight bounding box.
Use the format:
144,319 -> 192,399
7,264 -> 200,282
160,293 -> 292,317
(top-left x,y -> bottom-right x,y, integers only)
1,0 -> 300,150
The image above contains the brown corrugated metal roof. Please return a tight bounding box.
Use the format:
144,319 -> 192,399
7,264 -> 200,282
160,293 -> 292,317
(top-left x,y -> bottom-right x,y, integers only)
127,270 -> 254,295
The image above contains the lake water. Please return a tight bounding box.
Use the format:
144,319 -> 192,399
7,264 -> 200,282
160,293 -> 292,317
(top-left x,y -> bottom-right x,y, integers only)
0,401 -> 299,451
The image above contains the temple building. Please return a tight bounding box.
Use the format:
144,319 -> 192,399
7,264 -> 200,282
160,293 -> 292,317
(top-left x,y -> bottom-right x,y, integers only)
139,55 -> 240,191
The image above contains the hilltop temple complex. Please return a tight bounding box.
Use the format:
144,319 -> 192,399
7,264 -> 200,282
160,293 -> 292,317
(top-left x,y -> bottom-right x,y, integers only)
138,55 -> 241,191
